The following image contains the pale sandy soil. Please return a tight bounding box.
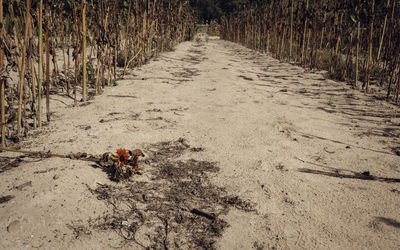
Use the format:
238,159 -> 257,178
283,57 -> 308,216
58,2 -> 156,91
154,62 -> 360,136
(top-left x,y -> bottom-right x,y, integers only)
1,34 -> 399,250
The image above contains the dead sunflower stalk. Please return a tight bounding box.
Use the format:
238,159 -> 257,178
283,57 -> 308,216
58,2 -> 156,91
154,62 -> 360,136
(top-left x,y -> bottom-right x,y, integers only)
0,147 -> 144,181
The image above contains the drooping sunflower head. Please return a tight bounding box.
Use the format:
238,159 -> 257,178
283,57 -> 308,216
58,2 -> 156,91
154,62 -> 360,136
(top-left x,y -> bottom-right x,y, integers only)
115,148 -> 129,166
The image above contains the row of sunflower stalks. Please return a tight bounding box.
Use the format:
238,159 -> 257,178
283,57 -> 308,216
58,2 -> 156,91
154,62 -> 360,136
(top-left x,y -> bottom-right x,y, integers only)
0,146 -> 144,181
0,0 -> 196,147
220,0 -> 400,102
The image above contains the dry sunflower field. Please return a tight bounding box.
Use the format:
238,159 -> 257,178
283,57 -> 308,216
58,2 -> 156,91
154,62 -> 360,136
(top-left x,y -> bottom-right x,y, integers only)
0,0 -> 400,249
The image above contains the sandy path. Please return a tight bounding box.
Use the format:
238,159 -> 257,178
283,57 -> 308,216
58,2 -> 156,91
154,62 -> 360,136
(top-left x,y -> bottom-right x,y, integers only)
1,35 -> 399,249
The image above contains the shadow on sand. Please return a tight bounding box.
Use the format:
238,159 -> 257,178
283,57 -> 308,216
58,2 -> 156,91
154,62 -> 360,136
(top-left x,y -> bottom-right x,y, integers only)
298,168 -> 400,183
375,217 -> 400,229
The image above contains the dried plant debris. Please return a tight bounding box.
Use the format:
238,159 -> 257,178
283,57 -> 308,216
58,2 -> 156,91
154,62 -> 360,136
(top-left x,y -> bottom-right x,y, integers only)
171,68 -> 201,78
391,147 -> 400,156
238,75 -> 254,81
67,222 -> 92,239
0,156 -> 23,173
14,181 -> 32,191
99,112 -> 141,123
145,138 -> 190,163
0,195 -> 15,204
34,168 -> 57,174
190,147 -> 204,152
77,139 -> 255,249
188,49 -> 204,55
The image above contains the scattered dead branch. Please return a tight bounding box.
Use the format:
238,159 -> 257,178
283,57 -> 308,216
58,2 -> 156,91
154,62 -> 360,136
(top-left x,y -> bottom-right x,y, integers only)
70,139 -> 255,249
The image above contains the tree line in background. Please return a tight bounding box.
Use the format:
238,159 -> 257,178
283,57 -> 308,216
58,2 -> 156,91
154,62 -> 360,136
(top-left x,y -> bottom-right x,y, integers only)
190,0 -> 257,22
219,0 -> 400,104
0,0 -> 195,146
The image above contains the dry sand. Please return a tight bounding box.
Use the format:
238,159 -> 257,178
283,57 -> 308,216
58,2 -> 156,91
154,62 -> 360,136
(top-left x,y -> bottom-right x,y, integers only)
0,34 -> 399,249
